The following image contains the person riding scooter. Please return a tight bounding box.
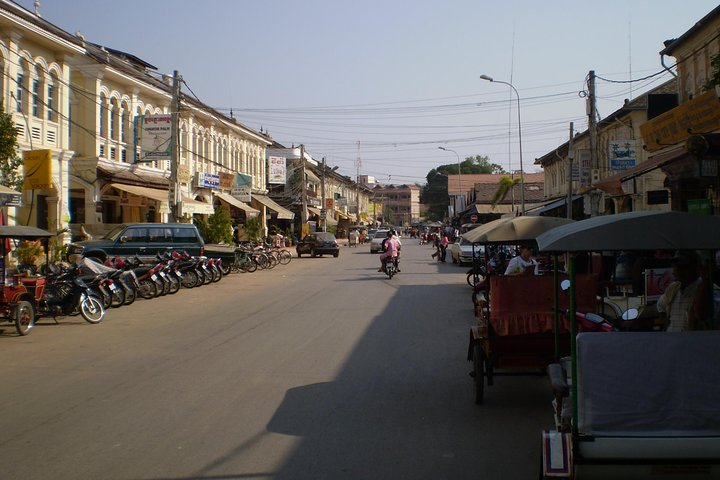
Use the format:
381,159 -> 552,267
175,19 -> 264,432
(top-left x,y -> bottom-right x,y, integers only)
378,230 -> 400,274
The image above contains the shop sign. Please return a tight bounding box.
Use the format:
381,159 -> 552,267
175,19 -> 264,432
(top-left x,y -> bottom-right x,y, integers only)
324,198 -> 334,210
119,191 -> 148,207
196,172 -> 220,189
307,197 -> 321,207
136,115 -> 172,161
609,140 -> 637,171
640,90 -> 720,152
576,149 -> 591,187
0,192 -> 22,207
219,172 -> 235,190
337,197 -> 348,207
268,156 -> 287,185
23,149 -> 53,189
177,164 -> 191,184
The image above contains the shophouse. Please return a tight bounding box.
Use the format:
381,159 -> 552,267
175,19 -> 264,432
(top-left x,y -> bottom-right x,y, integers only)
535,80 -> 677,218
1,1 -> 270,241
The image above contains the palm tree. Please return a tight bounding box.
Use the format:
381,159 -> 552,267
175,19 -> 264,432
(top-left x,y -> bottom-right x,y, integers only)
491,176 -> 519,209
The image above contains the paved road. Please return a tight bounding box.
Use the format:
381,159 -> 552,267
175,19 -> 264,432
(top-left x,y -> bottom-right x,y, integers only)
0,241 -> 552,480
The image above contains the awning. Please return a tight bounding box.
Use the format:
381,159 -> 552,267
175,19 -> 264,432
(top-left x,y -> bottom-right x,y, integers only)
592,146 -> 685,195
180,196 -> 214,215
252,194 -> 295,220
524,195 -> 582,216
215,192 -> 260,218
307,206 -> 322,216
110,182 -> 169,212
306,170 -> 321,184
473,204 -> 517,214
334,209 -> 350,219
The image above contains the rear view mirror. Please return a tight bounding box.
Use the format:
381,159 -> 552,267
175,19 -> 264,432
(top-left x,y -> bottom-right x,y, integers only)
621,308 -> 639,321
119,235 -> 128,243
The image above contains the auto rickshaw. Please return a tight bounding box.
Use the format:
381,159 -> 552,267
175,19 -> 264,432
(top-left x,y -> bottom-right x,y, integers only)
0,225 -> 54,336
536,211 -> 720,479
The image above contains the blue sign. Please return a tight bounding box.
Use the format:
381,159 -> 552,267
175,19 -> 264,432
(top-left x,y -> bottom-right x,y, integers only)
197,172 -> 220,189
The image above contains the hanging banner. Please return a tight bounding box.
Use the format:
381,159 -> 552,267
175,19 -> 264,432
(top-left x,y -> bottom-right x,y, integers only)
135,114 -> 172,162
232,173 -> 252,202
196,172 -> 220,189
23,149 -> 53,189
268,156 -> 287,185
219,172 -> 235,190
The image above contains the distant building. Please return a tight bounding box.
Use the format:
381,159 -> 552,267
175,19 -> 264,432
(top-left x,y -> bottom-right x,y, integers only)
370,184 -> 421,225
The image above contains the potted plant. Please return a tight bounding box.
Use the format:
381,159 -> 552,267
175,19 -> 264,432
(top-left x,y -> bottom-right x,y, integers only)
13,240 -> 44,274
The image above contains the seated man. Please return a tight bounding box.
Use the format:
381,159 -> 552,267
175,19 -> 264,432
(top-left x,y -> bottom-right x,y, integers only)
504,244 -> 539,275
378,230 -> 400,273
657,251 -> 712,331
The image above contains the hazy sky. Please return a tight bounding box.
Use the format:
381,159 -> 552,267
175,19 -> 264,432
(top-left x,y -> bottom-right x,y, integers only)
15,0 -> 719,184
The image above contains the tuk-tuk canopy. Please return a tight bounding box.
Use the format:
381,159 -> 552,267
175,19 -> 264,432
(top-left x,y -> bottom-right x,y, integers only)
462,216 -> 574,245
536,211 -> 720,252
0,225 -> 54,239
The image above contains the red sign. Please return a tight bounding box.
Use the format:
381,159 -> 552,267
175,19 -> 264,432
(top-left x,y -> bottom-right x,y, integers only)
470,213 -> 478,222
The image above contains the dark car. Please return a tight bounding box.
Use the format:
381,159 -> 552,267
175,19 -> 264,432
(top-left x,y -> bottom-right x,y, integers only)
66,223 -> 205,262
296,232 -> 339,258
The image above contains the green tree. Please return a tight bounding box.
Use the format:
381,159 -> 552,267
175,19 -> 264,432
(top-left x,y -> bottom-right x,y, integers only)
0,102 -> 23,190
491,175 -> 520,208
420,154 -> 504,221
195,205 -> 233,244
703,53 -> 720,92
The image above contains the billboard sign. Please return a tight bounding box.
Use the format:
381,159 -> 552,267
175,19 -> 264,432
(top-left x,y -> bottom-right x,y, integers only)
136,115 -> 172,162
609,140 -> 637,171
268,156 -> 287,185
232,173 -> 252,202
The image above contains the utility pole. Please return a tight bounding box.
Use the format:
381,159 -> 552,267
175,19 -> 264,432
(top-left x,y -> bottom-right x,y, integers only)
321,157 -> 327,232
355,141 -> 361,225
169,70 -> 181,223
300,144 -> 308,229
567,122 -> 574,220
587,70 -> 599,216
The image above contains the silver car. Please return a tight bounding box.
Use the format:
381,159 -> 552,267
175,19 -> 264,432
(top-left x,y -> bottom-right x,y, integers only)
370,230 -> 390,253
449,237 -> 483,265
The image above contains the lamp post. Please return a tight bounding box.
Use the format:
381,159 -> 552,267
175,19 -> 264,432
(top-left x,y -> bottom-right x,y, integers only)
438,146 -> 462,217
480,74 -> 525,215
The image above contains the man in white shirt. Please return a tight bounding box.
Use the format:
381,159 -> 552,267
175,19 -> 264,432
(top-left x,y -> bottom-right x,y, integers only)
504,244 -> 539,276
657,252 -> 706,332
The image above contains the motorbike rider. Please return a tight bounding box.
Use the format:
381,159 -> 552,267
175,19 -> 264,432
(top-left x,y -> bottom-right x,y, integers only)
378,230 -> 400,273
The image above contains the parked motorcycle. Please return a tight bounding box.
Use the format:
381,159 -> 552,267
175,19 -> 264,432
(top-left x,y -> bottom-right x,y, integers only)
40,264 -> 105,324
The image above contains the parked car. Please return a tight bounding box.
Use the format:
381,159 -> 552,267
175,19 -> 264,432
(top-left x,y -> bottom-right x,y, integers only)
449,237 -> 484,265
296,232 -> 340,258
370,229 -> 390,253
66,223 -> 205,262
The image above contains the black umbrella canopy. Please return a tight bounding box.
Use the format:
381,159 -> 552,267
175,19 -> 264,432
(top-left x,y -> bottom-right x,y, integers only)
536,211 -> 720,252
0,225 -> 54,239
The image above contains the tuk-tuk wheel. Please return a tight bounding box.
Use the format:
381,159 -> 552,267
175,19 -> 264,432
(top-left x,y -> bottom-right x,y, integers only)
473,344 -> 485,404
13,300 -> 35,336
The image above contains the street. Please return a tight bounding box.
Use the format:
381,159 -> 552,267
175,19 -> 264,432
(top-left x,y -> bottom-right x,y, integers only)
0,241 -> 552,480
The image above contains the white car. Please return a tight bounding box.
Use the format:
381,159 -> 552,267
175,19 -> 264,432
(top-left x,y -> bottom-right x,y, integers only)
449,237 -> 484,265
370,230 -> 390,253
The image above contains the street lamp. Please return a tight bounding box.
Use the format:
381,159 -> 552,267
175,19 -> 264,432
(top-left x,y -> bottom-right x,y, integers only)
438,146 -> 462,217
480,74 -> 525,215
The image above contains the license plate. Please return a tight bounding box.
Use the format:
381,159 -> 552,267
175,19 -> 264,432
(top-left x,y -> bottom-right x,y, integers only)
175,271 -> 182,278
109,283 -> 118,291
151,274 -> 157,281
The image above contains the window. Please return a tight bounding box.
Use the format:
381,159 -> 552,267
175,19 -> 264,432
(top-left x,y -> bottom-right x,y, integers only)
46,82 -> 55,121
16,73 -> 24,112
99,95 -> 106,137
123,228 -> 147,243
148,227 -> 172,243
32,78 -> 39,117
172,227 -> 199,243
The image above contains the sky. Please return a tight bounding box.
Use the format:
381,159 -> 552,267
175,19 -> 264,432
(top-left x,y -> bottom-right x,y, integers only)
14,0 -> 720,184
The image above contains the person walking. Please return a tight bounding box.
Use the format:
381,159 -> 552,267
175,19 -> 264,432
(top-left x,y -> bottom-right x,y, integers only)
439,234 -> 449,263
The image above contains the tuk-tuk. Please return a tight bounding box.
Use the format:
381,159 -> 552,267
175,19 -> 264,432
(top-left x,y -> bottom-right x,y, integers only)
536,211 -> 720,479
0,225 -> 54,336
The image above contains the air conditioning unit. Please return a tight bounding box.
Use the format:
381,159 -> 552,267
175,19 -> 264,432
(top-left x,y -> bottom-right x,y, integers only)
591,169 -> 601,184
